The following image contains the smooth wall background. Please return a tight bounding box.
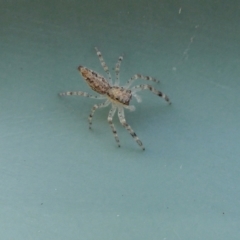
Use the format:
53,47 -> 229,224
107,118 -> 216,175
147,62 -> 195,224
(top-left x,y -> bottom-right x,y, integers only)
1,0 -> 240,239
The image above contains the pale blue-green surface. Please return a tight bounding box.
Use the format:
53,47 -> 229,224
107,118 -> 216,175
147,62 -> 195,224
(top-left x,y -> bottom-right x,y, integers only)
1,1 -> 240,239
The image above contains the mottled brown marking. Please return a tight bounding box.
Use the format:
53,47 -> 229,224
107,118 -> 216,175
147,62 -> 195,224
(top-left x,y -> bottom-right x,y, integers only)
78,66 -> 110,94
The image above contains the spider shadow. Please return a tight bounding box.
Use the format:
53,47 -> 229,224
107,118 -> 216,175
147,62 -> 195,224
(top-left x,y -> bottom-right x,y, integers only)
127,100 -> 172,124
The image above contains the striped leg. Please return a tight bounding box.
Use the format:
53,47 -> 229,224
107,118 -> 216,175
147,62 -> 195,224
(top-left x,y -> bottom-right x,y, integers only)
95,47 -> 112,84
59,91 -> 105,99
115,55 -> 123,86
118,107 -> 145,150
107,106 -> 120,147
131,84 -> 171,104
89,100 -> 110,129
125,74 -> 159,88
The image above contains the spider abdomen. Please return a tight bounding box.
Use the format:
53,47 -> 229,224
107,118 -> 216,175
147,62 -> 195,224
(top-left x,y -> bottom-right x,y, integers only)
107,86 -> 132,105
78,66 -> 110,94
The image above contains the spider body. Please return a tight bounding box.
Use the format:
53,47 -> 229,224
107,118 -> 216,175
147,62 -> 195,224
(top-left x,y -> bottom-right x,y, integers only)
60,48 -> 171,150
79,66 -> 132,105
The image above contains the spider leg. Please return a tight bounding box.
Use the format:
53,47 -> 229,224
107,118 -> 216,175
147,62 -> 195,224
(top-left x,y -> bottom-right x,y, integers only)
125,74 -> 159,89
107,106 -> 120,147
115,55 -> 123,86
118,107 -> 145,150
95,47 -> 112,85
59,91 -> 105,99
89,100 -> 110,129
131,84 -> 171,104
132,92 -> 142,103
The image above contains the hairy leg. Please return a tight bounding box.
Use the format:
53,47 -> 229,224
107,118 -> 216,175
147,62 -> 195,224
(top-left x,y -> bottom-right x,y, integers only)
59,91 -> 105,99
125,74 -> 159,89
131,84 -> 171,104
95,47 -> 112,84
107,106 -> 120,147
88,100 -> 110,129
118,107 -> 145,150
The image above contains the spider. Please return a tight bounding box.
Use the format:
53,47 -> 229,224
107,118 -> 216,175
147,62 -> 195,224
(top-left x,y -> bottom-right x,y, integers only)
59,47 -> 171,150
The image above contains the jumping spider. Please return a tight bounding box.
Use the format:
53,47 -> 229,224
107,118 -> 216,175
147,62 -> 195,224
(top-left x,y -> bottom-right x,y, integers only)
59,47 -> 171,150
